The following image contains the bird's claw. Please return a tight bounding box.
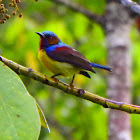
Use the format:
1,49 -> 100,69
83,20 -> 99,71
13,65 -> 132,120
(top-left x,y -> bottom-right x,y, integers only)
69,83 -> 74,89
51,77 -> 59,83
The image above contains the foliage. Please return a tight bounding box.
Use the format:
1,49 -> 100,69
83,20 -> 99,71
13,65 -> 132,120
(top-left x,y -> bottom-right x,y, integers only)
0,61 -> 40,139
0,0 -> 140,140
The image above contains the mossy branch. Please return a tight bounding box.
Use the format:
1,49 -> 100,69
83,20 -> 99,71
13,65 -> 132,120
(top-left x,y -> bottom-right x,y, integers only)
0,55 -> 140,114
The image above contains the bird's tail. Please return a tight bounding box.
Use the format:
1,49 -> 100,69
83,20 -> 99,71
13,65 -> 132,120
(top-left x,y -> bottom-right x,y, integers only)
90,63 -> 112,72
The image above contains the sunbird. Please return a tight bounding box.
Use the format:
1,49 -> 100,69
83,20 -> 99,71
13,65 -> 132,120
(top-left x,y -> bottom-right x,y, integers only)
36,31 -> 112,87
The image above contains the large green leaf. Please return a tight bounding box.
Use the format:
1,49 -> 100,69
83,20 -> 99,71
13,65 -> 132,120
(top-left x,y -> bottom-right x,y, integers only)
0,62 -> 41,140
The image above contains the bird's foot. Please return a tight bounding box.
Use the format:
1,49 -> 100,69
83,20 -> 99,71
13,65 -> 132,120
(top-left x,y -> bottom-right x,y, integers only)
51,76 -> 59,83
51,74 -> 61,83
69,83 -> 74,89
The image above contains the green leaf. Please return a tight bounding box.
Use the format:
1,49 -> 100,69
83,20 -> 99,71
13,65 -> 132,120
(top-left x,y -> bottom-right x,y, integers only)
0,62 -> 41,140
36,103 -> 50,133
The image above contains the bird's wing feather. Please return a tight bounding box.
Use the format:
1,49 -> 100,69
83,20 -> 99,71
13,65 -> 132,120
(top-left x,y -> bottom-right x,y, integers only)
46,46 -> 95,73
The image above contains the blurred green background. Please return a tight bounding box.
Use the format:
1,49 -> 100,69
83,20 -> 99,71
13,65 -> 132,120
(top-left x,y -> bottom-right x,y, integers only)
0,0 -> 140,140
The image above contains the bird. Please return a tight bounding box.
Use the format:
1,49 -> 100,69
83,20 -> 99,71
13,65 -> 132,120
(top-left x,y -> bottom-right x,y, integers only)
36,31 -> 112,88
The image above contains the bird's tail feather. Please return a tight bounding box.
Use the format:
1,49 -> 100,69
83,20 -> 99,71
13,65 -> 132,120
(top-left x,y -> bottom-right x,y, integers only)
91,63 -> 112,72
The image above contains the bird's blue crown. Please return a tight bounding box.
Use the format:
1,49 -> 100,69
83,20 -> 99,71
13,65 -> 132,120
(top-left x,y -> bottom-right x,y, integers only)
42,31 -> 58,37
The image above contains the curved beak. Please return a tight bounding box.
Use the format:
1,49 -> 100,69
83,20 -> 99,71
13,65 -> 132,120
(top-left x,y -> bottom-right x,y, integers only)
35,32 -> 45,38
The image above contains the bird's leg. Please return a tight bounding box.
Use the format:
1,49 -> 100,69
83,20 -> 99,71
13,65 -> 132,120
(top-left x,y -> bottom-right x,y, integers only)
51,74 -> 61,82
51,74 -> 61,78
69,75 -> 75,89
70,75 -> 85,96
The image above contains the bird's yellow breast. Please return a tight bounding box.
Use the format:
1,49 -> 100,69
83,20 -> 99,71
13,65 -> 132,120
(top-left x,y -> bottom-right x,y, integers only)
38,49 -> 81,77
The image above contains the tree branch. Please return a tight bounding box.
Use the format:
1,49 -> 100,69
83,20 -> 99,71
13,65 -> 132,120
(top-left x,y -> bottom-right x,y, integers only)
118,0 -> 140,15
0,55 -> 140,114
50,0 -> 104,25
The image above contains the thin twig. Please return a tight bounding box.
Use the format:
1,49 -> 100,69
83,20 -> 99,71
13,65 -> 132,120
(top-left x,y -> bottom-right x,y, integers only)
50,0 -> 104,25
0,55 -> 140,114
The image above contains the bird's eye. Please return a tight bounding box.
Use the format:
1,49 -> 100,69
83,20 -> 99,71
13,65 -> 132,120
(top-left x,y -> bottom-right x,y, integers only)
49,36 -> 52,39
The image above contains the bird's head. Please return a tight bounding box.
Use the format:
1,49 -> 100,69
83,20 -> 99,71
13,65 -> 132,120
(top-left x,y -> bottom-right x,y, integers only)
36,31 -> 61,50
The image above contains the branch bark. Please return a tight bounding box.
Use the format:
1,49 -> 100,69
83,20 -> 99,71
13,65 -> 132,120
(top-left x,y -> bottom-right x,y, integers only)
50,0 -> 104,25
118,0 -> 140,15
0,55 -> 140,114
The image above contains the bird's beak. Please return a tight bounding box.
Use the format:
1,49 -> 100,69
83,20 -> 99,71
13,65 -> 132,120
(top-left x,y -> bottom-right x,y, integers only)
35,32 -> 45,38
